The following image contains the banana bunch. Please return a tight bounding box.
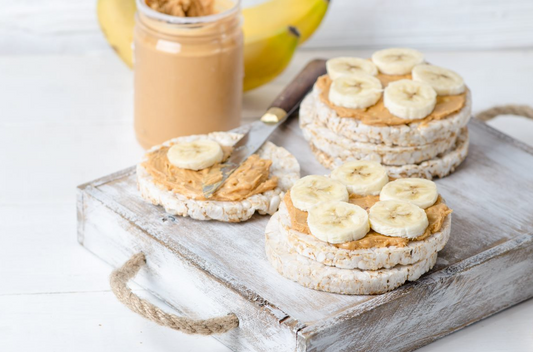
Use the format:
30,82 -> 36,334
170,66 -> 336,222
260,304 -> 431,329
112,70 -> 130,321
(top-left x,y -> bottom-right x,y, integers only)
96,0 -> 330,91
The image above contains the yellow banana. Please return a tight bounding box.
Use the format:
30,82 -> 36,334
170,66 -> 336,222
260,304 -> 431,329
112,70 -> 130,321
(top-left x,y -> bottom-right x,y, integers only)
242,0 -> 329,90
294,0 -> 330,44
242,0 -> 329,45
97,0 -> 136,68
244,26 -> 300,91
96,0 -> 329,89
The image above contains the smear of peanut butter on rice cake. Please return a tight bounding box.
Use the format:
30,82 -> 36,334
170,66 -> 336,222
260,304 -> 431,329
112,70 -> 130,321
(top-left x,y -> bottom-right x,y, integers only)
283,191 -> 451,250
316,75 -> 467,127
142,146 -> 278,202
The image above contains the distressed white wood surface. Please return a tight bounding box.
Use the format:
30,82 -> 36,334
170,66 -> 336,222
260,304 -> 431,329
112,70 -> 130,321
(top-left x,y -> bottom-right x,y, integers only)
2,0 -> 533,53
78,113 -> 533,351
85,120 -> 533,320
2,49 -> 533,351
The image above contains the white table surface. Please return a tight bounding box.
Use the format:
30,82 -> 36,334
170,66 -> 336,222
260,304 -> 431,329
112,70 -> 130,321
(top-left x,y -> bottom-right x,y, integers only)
1,48 -> 533,352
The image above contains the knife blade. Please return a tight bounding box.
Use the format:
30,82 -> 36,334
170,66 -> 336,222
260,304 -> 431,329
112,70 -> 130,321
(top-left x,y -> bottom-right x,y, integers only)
202,59 -> 327,199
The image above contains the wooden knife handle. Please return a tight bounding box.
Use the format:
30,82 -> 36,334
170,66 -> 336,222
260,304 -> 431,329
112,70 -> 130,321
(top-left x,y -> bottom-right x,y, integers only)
260,59 -> 327,123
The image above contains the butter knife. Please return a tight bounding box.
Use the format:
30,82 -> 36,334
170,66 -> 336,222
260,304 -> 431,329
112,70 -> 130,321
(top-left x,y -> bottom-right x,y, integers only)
202,59 -> 327,198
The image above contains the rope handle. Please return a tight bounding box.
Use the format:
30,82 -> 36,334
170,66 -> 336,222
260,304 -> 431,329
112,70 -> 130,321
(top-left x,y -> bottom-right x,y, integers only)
475,105 -> 533,122
109,252 -> 239,335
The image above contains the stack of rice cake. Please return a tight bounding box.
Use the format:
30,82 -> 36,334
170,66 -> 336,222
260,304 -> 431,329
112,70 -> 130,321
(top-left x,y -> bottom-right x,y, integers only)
299,48 -> 472,179
265,162 -> 453,295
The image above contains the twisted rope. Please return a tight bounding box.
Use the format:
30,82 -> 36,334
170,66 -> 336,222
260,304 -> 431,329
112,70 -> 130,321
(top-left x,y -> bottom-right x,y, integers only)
110,253 -> 239,335
475,105 -> 533,122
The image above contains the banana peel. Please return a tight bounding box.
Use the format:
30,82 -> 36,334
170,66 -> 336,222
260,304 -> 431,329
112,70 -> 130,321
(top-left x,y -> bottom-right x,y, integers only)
242,0 -> 329,45
292,0 -> 329,44
96,0 -> 329,89
242,0 -> 329,90
244,26 -> 300,91
97,0 -> 136,68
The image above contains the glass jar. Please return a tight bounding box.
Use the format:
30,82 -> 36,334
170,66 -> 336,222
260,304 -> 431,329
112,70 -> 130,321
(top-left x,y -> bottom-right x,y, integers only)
134,0 -> 243,149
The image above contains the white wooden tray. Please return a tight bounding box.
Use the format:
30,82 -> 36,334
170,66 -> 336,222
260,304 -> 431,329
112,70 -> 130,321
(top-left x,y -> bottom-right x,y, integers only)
77,117 -> 533,352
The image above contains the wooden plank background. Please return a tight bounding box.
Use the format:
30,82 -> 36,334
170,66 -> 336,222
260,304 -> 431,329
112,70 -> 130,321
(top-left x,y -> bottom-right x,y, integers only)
2,0 -> 533,55
305,0 -> 533,50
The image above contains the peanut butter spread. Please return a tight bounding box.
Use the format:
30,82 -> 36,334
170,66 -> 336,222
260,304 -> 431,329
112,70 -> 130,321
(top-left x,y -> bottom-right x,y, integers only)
142,146 -> 278,201
317,75 -> 467,127
146,0 -> 215,17
283,191 -> 452,250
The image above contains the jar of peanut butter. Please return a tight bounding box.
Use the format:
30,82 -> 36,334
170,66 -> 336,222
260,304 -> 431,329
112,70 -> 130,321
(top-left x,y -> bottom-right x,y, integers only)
134,0 -> 243,149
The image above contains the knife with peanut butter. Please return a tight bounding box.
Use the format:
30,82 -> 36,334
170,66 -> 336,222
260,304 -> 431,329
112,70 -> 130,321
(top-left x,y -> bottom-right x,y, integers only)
202,59 -> 327,198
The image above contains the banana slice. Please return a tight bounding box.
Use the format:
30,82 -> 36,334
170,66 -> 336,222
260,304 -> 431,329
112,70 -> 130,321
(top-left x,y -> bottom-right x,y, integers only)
290,175 -> 349,211
384,79 -> 437,120
331,160 -> 389,196
369,200 -> 428,239
412,64 -> 465,96
307,200 -> 370,244
326,57 -> 379,79
167,139 -> 223,171
328,73 -> 383,109
371,48 -> 425,75
380,178 -> 438,209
